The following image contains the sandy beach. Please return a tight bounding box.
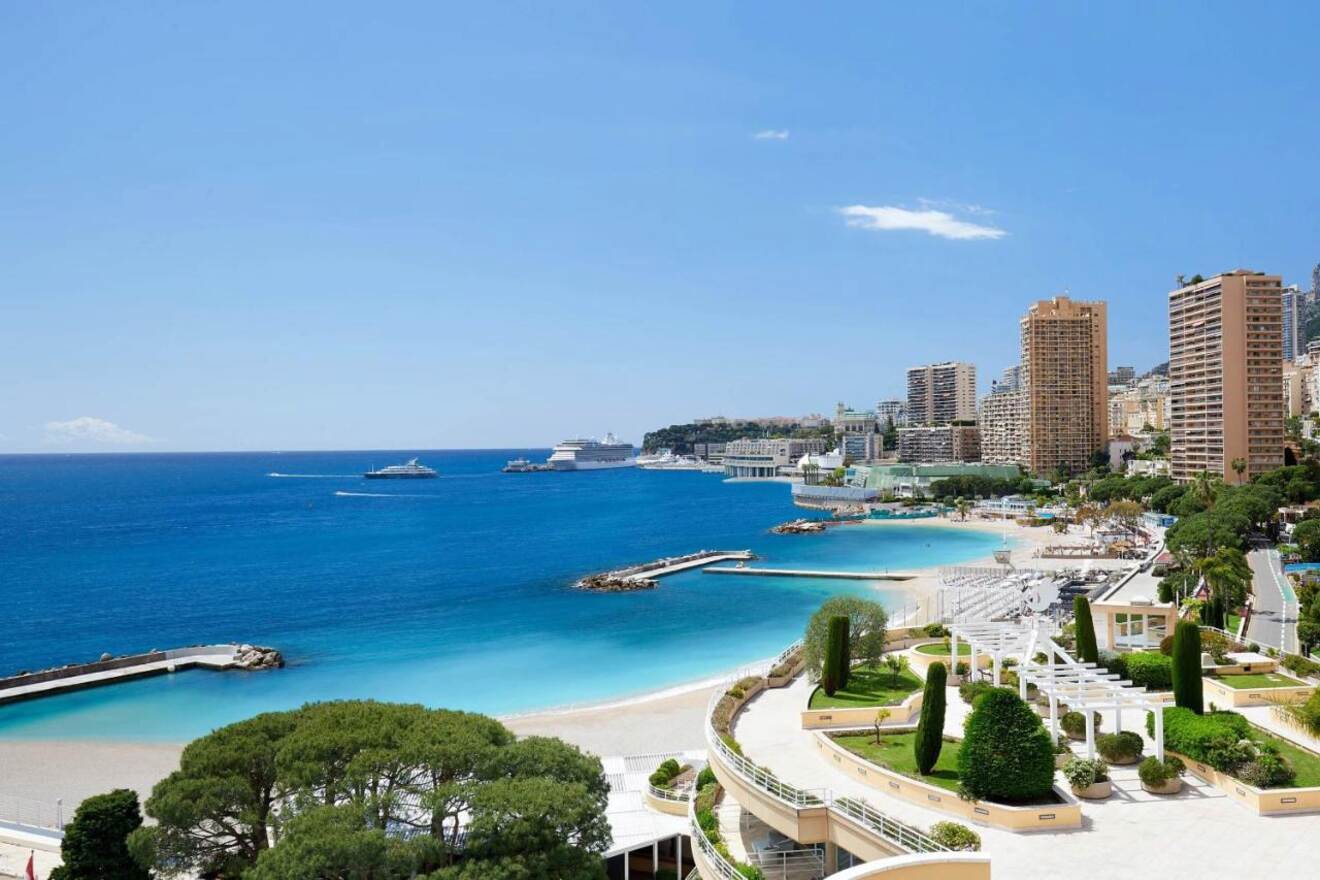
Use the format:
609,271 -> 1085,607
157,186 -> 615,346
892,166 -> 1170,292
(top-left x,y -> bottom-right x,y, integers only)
0,515 -> 1108,842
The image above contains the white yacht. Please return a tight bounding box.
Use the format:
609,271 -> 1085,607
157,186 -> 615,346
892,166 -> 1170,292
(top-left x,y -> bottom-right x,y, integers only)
363,458 -> 438,479
546,434 -> 637,471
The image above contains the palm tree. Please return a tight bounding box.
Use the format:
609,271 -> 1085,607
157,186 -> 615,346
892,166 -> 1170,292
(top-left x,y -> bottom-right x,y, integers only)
955,497 -> 971,521
1195,547 -> 1252,611
1192,470 -> 1219,509
1230,458 -> 1247,485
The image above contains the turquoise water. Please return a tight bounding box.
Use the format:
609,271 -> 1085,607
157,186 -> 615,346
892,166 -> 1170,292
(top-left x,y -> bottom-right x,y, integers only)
0,451 -> 1001,741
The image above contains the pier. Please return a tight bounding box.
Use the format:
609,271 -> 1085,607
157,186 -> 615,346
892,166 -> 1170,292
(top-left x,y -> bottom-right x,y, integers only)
703,566 -> 917,581
0,644 -> 282,705
576,550 -> 756,591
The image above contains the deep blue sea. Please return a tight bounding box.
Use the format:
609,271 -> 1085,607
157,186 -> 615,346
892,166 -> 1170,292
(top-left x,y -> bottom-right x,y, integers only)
0,450 -> 1001,741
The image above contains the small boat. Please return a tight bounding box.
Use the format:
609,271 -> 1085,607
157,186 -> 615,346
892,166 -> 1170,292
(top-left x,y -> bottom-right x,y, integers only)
502,457 -> 551,473
363,458 -> 438,479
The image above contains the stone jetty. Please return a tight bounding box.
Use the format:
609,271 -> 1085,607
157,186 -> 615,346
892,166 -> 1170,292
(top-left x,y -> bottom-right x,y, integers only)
576,549 -> 756,592
771,518 -> 829,534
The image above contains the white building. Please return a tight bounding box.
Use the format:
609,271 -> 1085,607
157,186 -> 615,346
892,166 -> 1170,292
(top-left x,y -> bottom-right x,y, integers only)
722,438 -> 829,478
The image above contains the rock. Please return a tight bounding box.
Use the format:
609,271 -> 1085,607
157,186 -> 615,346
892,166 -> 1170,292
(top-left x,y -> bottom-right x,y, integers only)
239,644 -> 254,653
99,652 -> 112,662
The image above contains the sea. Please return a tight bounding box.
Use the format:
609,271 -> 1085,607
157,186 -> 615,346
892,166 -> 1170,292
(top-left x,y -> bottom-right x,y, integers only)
0,450 -> 1003,742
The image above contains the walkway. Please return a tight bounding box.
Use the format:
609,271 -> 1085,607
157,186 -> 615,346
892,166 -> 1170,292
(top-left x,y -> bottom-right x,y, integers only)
732,675 -> 1319,879
631,551 -> 755,580
1247,548 -> 1297,653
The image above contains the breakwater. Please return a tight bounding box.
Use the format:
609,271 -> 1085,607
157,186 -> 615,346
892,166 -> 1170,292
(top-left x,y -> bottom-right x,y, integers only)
576,549 -> 756,591
0,644 -> 282,705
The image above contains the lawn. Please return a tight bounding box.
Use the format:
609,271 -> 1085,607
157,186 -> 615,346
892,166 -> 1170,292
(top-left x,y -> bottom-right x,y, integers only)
831,731 -> 961,792
914,642 -> 971,656
808,665 -> 924,709
1214,673 -> 1306,690
1261,733 -> 1320,787
1226,613 -> 1243,635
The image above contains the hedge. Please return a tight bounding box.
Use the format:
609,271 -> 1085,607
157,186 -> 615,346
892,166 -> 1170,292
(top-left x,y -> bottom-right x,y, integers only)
957,689 -> 1056,803
1120,651 -> 1173,690
1147,706 -> 1249,766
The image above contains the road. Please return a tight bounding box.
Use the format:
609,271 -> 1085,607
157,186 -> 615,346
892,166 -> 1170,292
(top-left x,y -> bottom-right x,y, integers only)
1246,548 -> 1297,653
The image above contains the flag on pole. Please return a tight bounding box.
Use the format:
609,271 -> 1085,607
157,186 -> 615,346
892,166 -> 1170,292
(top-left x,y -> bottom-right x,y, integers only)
25,852 -> 36,880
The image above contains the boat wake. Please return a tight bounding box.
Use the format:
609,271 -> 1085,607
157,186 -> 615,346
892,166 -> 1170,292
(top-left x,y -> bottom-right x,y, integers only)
268,473 -> 358,478
334,490 -> 434,498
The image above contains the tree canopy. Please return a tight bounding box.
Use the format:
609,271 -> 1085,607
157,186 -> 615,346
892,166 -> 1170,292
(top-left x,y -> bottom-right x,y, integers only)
129,702 -> 608,880
52,788 -> 149,880
803,596 -> 888,681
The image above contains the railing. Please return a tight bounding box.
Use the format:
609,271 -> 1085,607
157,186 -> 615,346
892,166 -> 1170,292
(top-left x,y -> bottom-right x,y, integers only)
705,688 -> 948,856
648,783 -> 692,804
0,794 -> 64,831
690,809 -> 743,880
748,847 -> 826,880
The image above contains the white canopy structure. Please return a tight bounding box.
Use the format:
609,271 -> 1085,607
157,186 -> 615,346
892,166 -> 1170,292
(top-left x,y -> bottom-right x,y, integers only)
950,619 -> 1165,761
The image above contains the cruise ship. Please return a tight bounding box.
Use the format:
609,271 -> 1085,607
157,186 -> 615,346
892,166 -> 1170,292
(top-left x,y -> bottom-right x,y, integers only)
546,434 -> 637,471
363,458 -> 439,479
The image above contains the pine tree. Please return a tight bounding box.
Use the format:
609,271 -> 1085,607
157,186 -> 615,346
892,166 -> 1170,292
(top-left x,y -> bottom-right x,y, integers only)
1171,621 -> 1203,714
914,661 -> 948,775
1073,596 -> 1099,664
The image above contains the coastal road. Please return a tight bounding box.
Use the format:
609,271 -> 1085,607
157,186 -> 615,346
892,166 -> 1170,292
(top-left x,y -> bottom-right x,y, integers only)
1246,548 -> 1297,653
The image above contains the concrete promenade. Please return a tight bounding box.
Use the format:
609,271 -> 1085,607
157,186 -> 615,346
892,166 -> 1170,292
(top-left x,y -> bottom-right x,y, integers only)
704,567 -> 917,581
732,673 -> 1319,879
0,645 -> 248,705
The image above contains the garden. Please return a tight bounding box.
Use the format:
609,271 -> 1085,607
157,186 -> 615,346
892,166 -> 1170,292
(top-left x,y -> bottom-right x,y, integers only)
807,660 -> 923,710
1209,671 -> 1308,690
1150,706 -> 1320,789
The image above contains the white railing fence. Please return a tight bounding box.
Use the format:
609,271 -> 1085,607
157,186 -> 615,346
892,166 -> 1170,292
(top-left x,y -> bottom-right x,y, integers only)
0,794 -> 63,831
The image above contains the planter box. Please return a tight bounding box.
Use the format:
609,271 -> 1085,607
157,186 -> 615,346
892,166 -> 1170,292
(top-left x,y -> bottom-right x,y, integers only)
766,657 -> 805,688
1168,746 -> 1320,815
801,688 -> 923,730
1202,674 -> 1315,708
1101,753 -> 1142,766
1141,777 -> 1182,795
1071,780 -> 1112,800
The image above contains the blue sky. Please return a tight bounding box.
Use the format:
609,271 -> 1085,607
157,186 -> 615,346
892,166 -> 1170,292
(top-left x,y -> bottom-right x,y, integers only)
3,2 -> 1318,452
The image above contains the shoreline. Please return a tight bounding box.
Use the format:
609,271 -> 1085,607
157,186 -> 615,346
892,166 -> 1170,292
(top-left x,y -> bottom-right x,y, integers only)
0,516 -> 1100,814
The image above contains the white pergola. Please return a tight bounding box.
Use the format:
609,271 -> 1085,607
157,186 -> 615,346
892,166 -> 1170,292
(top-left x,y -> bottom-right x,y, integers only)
950,619 -> 1165,761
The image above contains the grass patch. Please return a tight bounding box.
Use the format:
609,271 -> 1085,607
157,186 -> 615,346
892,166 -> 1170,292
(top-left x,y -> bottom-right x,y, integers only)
809,665 -> 923,709
914,642 -> 971,656
1226,613 -> 1243,635
831,731 -> 962,792
1214,673 -> 1306,690
1262,733 -> 1320,787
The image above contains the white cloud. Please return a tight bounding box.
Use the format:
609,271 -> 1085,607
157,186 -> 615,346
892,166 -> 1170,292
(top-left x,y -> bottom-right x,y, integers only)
837,204 -> 1007,241
752,129 -> 790,140
44,417 -> 155,446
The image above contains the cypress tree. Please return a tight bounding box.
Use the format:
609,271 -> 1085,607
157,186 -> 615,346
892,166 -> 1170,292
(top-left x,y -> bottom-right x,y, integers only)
1171,620 -> 1203,714
835,615 -> 852,690
1073,596 -> 1099,664
914,661 -> 948,775
823,616 -> 847,696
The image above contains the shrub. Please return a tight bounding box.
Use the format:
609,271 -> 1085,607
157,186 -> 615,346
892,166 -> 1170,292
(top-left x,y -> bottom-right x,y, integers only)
694,781 -> 720,818
1237,742 -> 1296,789
1149,707 -> 1250,770
1073,596 -> 1099,664
736,866 -> 766,880
954,661 -> 969,676
923,623 -> 948,638
648,758 -> 682,787
958,680 -> 1007,706
1171,621 -> 1204,713
1096,731 -> 1144,763
696,766 -> 717,789
914,661 -> 947,775
1123,651 -> 1173,690
1282,652 -> 1320,679
1062,757 -> 1109,788
1060,710 -> 1101,738
1138,755 -> 1185,787
957,690 -> 1056,803
929,821 -> 981,851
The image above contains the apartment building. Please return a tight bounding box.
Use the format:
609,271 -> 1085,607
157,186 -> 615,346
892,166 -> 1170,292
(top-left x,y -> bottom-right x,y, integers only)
896,425 -> 980,464
875,398 -> 908,428
1282,284 -> 1302,362
906,362 -> 977,425
1168,270 -> 1285,482
979,387 -> 1027,465
1020,296 -> 1109,476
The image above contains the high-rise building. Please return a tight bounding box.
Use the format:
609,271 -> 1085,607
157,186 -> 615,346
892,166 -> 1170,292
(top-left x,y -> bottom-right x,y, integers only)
1020,296 -> 1109,476
979,386 -> 1027,465
906,362 -> 977,425
1282,284 -> 1301,362
876,399 -> 908,428
834,403 -> 883,462
995,366 -> 1023,393
1169,270 -> 1285,483
896,425 -> 980,464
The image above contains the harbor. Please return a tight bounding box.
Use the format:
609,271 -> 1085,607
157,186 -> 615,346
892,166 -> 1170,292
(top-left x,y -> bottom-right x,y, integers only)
0,644 -> 282,706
